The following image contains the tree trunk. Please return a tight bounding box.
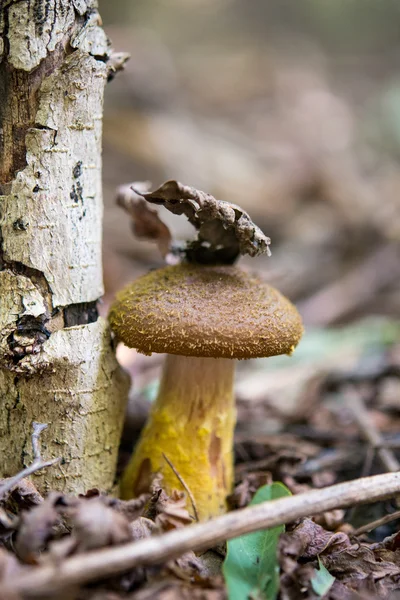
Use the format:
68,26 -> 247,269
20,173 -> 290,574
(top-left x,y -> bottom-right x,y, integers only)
0,0 -> 128,494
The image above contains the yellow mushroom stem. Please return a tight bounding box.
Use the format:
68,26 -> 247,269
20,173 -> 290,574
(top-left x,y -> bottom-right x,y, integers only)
120,354 -> 236,520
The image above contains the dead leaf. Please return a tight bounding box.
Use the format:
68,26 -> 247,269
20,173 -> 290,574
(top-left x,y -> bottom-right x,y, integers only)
130,516 -> 156,540
78,488 -> 151,524
116,184 -> 173,260
154,490 -> 193,531
229,472 -> 272,509
314,507 -> 345,531
67,497 -> 133,551
166,551 -> 208,582
279,518 -> 400,599
8,478 -> 43,510
108,494 -> 151,523
132,179 -> 271,264
322,544 -> 400,582
280,518 -> 351,564
14,493 -> 62,563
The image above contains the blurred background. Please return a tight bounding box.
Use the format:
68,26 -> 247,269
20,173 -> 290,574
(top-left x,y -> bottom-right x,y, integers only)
100,1 -> 400,489
100,0 -> 400,325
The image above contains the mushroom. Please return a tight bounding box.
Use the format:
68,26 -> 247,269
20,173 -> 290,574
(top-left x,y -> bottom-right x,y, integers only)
109,262 -> 303,521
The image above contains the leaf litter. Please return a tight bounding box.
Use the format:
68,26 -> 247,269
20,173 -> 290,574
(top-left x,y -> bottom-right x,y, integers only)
0,319 -> 399,599
117,180 -> 271,265
2,185 -> 400,598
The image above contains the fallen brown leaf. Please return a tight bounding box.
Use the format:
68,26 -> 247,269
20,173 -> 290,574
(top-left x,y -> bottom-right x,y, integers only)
67,497 -> 133,552
116,183 -> 173,260
7,478 -> 43,510
130,516 -> 156,540
14,493 -> 62,563
155,490 -> 193,532
279,518 -> 400,599
142,481 -> 193,531
134,179 -> 271,264
229,471 -> 272,509
110,495 -> 151,523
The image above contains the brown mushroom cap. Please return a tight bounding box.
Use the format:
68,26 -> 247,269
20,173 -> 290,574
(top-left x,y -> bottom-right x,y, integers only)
109,263 -> 303,359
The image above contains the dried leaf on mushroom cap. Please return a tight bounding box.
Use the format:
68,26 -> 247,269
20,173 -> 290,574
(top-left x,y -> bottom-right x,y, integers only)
116,183 -> 173,261
127,179 -> 271,264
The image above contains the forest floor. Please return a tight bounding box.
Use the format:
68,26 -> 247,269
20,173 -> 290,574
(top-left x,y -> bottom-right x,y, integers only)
2,5 -> 400,597
1,319 -> 400,600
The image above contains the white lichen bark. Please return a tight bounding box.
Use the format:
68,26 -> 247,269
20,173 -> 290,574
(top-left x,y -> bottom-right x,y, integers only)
0,0 -> 128,493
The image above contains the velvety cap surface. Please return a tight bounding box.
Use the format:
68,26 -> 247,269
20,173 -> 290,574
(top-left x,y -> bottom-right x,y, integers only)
109,264 -> 303,359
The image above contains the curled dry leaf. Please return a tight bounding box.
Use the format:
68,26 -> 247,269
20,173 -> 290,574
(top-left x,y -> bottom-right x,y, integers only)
314,508 -> 346,531
165,550 -> 208,583
14,493 -> 62,563
279,518 -> 350,568
132,179 -> 271,264
142,482 -> 193,531
154,490 -> 193,532
322,544 -> 400,582
279,518 -> 400,598
67,498 -> 133,552
9,479 -> 44,510
47,497 -> 136,563
116,184 -> 173,260
78,488 -> 151,524
371,529 -> 400,553
229,471 -> 273,509
0,478 -> 43,510
130,516 -> 156,541
108,494 -> 151,523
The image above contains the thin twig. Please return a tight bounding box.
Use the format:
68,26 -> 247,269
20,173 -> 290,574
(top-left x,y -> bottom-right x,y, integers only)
353,509 -> 400,537
0,422 -> 61,499
298,448 -> 363,476
10,471 -> 400,597
344,389 -> 400,473
298,244 -> 400,326
162,452 -> 199,522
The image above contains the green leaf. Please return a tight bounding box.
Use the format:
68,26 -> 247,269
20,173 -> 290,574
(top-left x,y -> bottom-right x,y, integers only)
311,557 -> 336,597
223,482 -> 291,600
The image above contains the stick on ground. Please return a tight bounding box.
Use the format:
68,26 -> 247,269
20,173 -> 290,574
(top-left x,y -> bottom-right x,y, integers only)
353,508 -> 400,537
0,422 -> 61,499
345,389 -> 400,473
10,471 -> 400,597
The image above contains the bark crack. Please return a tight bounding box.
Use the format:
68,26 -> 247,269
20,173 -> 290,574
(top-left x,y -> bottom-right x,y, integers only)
0,235 -> 53,312
63,301 -> 98,328
1,222 -> 99,368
